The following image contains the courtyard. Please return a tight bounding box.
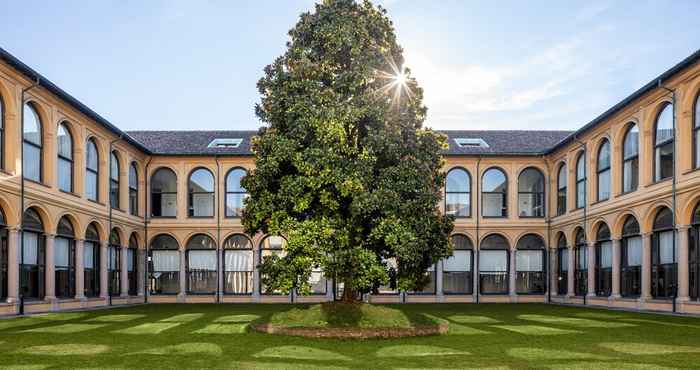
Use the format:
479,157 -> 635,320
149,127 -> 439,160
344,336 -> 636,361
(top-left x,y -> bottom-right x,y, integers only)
1,303 -> 699,369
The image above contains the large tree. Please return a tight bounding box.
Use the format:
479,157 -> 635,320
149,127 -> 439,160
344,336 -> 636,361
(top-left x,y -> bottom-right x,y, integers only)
242,0 -> 454,302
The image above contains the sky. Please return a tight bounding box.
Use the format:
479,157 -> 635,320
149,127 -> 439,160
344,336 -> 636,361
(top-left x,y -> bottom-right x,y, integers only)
1,0 -> 699,132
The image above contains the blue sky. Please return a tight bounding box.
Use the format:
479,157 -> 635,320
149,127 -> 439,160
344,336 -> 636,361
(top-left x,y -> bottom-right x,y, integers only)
1,0 -> 698,131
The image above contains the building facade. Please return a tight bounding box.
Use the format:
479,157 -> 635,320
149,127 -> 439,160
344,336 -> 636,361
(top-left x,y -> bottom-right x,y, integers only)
1,47 -> 700,315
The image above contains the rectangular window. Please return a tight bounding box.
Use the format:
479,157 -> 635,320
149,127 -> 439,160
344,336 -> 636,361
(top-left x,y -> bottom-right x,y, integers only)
516,250 -> 544,294
621,236 -> 642,297
224,250 -> 253,294
129,189 -> 138,216
557,248 -> 568,295
443,250 -> 472,294
86,172 -> 98,201
482,193 -> 505,217
623,158 -> 638,193
187,250 -> 217,294
23,145 -> 41,182
152,193 -> 177,217
445,193 -> 470,217
479,250 -> 508,294
576,181 -> 586,208
597,170 -> 610,201
58,158 -> 72,192
150,250 -> 180,294
655,142 -> 674,181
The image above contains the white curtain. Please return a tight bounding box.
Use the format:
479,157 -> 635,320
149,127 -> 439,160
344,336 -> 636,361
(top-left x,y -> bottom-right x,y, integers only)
516,250 -> 543,272
225,250 -> 252,271
84,243 -> 95,269
479,250 -> 507,271
600,241 -> 612,268
127,249 -> 135,272
659,231 -> 676,264
22,232 -> 39,265
54,237 -> 70,267
188,250 -> 216,270
444,250 -> 471,272
627,236 -> 642,266
153,250 -> 179,271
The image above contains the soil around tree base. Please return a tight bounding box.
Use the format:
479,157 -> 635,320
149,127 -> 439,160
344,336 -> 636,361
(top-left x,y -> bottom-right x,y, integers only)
249,321 -> 449,339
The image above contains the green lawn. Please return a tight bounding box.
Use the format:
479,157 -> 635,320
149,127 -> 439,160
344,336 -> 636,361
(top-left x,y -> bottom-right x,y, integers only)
1,303 -> 700,369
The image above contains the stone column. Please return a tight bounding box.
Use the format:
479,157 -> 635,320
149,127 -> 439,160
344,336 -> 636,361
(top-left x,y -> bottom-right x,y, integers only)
436,260 -> 444,302
75,239 -> 85,299
6,229 -> 19,303
44,235 -> 56,301
611,238 -> 621,299
178,249 -> 186,299
567,246 -> 575,297
100,241 -> 108,299
641,233 -> 652,301
509,248 -> 517,298
137,249 -> 145,297
252,247 -> 260,300
120,245 -> 129,297
587,241 -> 596,297
677,226 -> 690,302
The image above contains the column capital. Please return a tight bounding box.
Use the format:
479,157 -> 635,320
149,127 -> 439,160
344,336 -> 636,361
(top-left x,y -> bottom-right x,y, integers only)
677,225 -> 691,231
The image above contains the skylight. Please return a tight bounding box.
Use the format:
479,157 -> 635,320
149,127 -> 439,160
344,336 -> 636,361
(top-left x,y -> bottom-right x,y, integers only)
208,138 -> 243,148
454,138 -> 489,148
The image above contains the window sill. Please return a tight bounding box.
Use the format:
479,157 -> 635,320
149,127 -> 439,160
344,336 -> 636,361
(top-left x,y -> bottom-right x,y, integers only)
682,167 -> 700,176
59,189 -> 80,198
482,216 -> 508,219
88,199 -> 105,206
223,292 -> 253,296
150,216 -> 177,219
187,216 -> 215,219
646,177 -> 672,187
24,178 -> 51,188
443,292 -> 474,296
617,189 -> 638,197
590,199 -> 609,207
518,216 -> 545,219
224,216 -> 244,219
0,169 -> 13,176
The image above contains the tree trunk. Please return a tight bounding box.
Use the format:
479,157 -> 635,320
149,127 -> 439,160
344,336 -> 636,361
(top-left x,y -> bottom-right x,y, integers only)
341,283 -> 358,303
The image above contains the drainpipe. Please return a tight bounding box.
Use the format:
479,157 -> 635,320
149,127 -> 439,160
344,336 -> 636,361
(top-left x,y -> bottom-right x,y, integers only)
143,157 -> 152,303
543,155 -> 552,303
475,156 -> 482,303
107,135 -> 123,307
19,77 -> 40,316
658,80 -> 678,313
215,155 -> 221,304
572,134 -> 587,306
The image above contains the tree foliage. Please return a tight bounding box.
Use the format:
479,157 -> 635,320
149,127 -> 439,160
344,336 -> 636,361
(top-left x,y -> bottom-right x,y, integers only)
242,0 -> 454,300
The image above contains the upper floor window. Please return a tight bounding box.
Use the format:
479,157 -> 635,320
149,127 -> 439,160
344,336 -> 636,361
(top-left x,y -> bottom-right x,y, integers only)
129,163 -> 138,216
596,139 -> 611,201
225,168 -> 247,217
110,151 -> 120,209
56,123 -> 73,193
151,168 -> 177,217
0,94 -> 5,169
85,138 -> 99,202
556,163 -> 567,216
482,168 -> 507,217
445,168 -> 471,217
23,102 -> 42,182
517,167 -> 544,217
622,123 -> 639,193
575,152 -> 586,209
654,103 -> 674,182
694,93 -> 700,169
188,168 -> 215,217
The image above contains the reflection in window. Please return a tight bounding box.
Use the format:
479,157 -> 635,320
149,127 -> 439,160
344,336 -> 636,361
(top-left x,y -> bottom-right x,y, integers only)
84,223 -> 101,298
515,234 -> 545,294
86,139 -> 99,201
621,216 -> 641,298
129,163 -> 138,216
594,224 -> 612,297
151,168 -> 177,217
57,123 -> 73,192
188,168 -> 215,217
23,103 -> 42,182
482,168 -> 507,217
55,216 -> 75,298
479,234 -> 509,294
149,234 -> 179,294
654,103 -> 674,182
225,168 -> 247,217
622,123 -> 639,193
518,168 -> 544,217
0,209 -> 7,300
127,234 -> 138,296
443,234 -> 473,294
651,208 -> 676,299
575,153 -> 586,209
596,140 -> 610,201
21,208 -> 45,300
108,230 -> 121,296
110,152 -> 120,209
556,164 -> 567,216
445,168 -> 470,217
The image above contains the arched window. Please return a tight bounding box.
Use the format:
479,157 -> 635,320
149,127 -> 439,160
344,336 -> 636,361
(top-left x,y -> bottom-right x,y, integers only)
482,168 -> 507,217
110,151 -> 120,209
127,233 -> 139,296
690,204 -> 700,301
596,140 -> 611,201
695,93 -> 700,169
129,163 -> 138,216
108,229 -> 121,297
84,223 -> 101,298
85,138 -> 99,202
518,168 -> 544,217
594,223 -> 612,297
621,215 -> 641,298
556,164 -> 567,216
445,168 -> 471,217
23,103 -> 43,182
188,168 -> 214,217
57,123 -> 73,193
151,168 -> 177,217
574,228 -> 587,296
225,168 -> 248,218
443,234 -> 473,295
556,234 -> 568,295
479,234 -> 509,294
575,152 -> 586,209
651,207 -> 676,298
622,123 -> 639,193
186,234 -> 217,294
149,234 -> 180,295
21,208 -> 45,300
654,103 -> 674,182
515,234 -> 545,294
0,94 -> 4,169
55,216 -> 76,298
223,234 -> 253,294
260,236 -> 287,295
0,208 -> 7,300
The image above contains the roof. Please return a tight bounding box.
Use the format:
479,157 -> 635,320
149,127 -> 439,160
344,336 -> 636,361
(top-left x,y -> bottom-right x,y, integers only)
440,130 -> 572,156
126,130 -> 258,156
126,129 -> 572,156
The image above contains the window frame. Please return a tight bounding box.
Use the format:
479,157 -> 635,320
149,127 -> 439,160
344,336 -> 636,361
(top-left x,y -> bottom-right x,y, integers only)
187,167 -> 215,218
148,234 -> 180,295
478,234 -> 510,295
445,167 -> 471,218
514,234 -> 546,295
620,216 -> 641,298
517,167 -> 545,218
556,235 -> 568,295
651,208 -> 676,299
83,223 -> 101,298
594,224 -> 612,297
573,229 -> 587,296
22,102 -> 43,183
694,92 -> 700,169
129,162 -> 139,216
690,204 -> 700,301
442,234 -> 474,295
21,208 -> 46,301
622,123 -> 639,194
224,167 -> 248,218
223,234 -> 254,295
556,163 -> 567,216
259,236 -> 288,296
85,138 -> 100,202
653,102 -> 674,182
596,139 -> 611,202
481,167 -> 508,218
0,209 -> 7,300
575,152 -> 586,209
55,216 -> 76,299
127,234 -> 139,296
150,167 -> 178,218
108,230 -> 121,297
0,94 -> 4,170
56,122 -> 74,193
